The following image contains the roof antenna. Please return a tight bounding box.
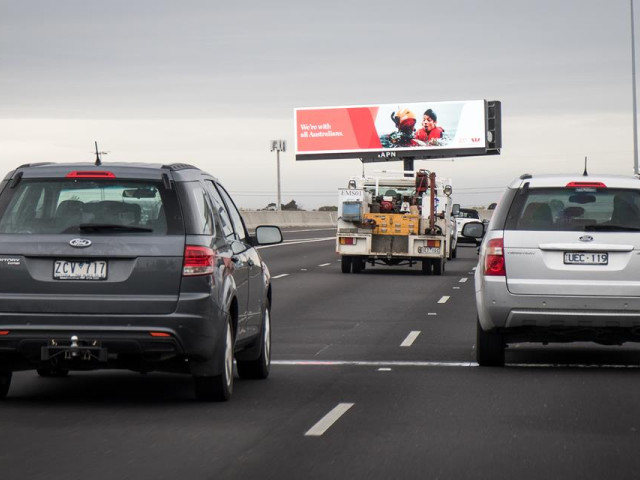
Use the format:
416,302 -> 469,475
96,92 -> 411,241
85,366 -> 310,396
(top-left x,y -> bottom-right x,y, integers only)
94,141 -> 108,166
583,156 -> 588,176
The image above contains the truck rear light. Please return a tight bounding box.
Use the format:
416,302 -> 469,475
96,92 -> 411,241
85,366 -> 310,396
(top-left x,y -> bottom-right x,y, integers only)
566,181 -> 606,188
149,332 -> 171,337
183,246 -> 215,276
66,171 -> 116,178
484,238 -> 505,276
0,331 -> 9,336
427,240 -> 441,247
339,237 -> 355,245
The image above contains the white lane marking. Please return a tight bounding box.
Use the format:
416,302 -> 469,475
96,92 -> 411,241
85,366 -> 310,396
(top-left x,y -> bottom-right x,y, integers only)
400,331 -> 421,347
459,278 -> 468,283
274,360 -> 476,367
453,287 -> 460,290
257,237 -> 335,250
300,268 -> 308,271
305,403 -> 354,437
468,271 -> 474,274
472,267 -> 477,270
428,313 -> 437,316
438,296 -> 450,304
272,274 -> 290,279
318,263 -> 331,267
378,368 -> 392,372
272,360 -> 640,369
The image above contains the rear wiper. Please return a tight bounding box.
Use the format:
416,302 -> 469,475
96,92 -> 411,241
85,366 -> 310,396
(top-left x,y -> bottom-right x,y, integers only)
75,224 -> 153,233
584,224 -> 640,232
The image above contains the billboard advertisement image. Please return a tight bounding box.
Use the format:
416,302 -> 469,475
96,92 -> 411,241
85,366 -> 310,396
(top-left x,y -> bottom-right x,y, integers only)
295,100 -> 500,162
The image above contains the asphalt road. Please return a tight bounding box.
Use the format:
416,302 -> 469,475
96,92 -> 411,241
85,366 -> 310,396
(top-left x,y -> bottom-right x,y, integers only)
2,227 -> 640,480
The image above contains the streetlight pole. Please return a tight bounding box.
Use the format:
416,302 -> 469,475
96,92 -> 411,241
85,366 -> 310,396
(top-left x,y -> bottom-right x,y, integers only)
270,140 -> 286,211
632,0 -> 639,174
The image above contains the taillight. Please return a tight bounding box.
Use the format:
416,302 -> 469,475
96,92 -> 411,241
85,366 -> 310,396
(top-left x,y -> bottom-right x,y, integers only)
339,237 -> 355,245
149,332 -> 171,337
565,181 -> 606,188
183,245 -> 215,276
484,238 -> 505,276
0,331 -> 9,336
66,171 -> 116,178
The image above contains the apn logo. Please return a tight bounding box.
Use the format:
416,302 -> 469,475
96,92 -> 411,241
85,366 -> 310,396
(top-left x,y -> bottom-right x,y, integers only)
377,151 -> 397,159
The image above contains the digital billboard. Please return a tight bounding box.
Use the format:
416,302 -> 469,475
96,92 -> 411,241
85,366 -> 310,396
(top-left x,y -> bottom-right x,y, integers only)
295,99 -> 501,162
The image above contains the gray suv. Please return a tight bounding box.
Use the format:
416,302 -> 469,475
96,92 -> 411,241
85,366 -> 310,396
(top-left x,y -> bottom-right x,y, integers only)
466,174 -> 640,366
0,162 -> 282,400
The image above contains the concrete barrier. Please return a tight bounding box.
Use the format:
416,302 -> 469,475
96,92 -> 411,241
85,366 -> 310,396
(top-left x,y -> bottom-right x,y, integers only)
241,211 -> 338,229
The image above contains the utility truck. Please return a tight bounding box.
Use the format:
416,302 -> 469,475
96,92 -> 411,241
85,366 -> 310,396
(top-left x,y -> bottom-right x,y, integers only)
336,170 -> 458,275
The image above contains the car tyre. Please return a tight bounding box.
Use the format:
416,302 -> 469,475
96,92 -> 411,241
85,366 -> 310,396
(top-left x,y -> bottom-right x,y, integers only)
341,256 -> 352,274
0,371 -> 11,399
476,317 -> 505,366
194,318 -> 234,402
352,257 -> 364,273
433,258 -> 444,276
451,245 -> 457,259
37,367 -> 70,378
237,301 -> 271,380
421,259 -> 432,275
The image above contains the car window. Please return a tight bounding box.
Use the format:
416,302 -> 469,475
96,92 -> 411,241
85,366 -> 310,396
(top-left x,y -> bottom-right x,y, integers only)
204,181 -> 234,239
175,181 -> 217,236
213,183 -> 247,242
0,179 -> 183,235
505,187 -> 640,231
458,210 -> 479,219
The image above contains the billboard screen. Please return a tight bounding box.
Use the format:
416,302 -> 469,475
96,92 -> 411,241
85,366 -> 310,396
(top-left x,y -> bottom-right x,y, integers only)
295,100 -> 498,162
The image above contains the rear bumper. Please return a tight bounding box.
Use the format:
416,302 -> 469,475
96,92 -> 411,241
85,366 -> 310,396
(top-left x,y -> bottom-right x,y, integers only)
0,293 -> 227,372
476,273 -> 640,342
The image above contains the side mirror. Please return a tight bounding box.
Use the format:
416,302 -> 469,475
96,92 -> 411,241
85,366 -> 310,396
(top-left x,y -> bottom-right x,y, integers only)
255,225 -> 283,245
461,221 -> 485,239
452,203 -> 460,216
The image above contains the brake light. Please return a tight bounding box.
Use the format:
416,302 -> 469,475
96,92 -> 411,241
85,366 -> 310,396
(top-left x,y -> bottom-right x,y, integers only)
339,237 -> 355,245
66,171 -> 116,178
183,245 -> 215,276
484,238 -> 505,276
149,332 -> 171,337
566,182 -> 606,188
427,240 -> 441,247
0,331 -> 9,336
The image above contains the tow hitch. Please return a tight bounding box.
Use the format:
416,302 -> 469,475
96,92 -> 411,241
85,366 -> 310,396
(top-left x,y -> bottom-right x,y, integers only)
41,336 -> 108,362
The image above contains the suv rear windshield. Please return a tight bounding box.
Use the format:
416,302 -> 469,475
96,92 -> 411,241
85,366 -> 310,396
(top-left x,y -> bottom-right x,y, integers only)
0,179 -> 184,235
505,187 -> 640,232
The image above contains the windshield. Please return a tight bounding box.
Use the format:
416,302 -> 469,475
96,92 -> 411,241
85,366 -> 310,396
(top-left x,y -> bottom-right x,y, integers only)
0,179 -> 184,235
506,187 -> 640,231
457,210 -> 479,219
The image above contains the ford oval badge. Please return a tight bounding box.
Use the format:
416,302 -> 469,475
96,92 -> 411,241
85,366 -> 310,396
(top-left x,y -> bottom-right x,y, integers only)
579,235 -> 594,242
69,238 -> 92,248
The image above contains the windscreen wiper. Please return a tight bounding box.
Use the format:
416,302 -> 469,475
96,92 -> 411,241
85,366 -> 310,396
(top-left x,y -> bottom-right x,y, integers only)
584,224 -> 640,232
75,224 -> 153,233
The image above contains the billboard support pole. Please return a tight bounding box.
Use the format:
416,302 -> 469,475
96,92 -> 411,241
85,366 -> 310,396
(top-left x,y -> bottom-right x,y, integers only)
403,157 -> 414,177
270,140 -> 287,211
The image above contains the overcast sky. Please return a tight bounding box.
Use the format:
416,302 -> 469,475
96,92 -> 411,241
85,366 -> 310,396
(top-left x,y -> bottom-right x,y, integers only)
1,0 -> 638,209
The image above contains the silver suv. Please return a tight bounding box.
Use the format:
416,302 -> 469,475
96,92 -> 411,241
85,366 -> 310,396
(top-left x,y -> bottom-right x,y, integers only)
465,174 -> 640,366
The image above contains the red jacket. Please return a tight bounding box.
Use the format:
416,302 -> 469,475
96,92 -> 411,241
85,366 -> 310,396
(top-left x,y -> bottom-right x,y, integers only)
415,126 -> 444,142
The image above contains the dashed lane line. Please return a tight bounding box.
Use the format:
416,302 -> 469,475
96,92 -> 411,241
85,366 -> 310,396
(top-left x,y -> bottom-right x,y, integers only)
459,278 -> 468,283
305,403 -> 355,437
318,263 -> 332,267
438,296 -> 450,304
272,274 -> 290,279
428,313 -> 437,316
453,287 -> 460,290
400,331 -> 421,347
272,360 -> 640,369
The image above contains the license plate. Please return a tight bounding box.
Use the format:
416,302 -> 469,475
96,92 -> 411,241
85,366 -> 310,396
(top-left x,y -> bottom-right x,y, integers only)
54,260 -> 107,280
418,247 -> 440,254
563,252 -> 608,265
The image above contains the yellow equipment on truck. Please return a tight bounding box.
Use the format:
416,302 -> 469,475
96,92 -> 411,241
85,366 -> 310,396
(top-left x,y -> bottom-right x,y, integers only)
336,169 -> 459,275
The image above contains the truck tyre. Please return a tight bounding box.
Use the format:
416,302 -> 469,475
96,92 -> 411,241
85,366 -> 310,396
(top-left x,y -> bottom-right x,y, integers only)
0,371 -> 11,399
341,256 -> 352,274
433,258 -> 444,276
237,300 -> 271,379
421,260 -> 432,275
476,317 -> 505,366
352,257 -> 364,273
193,318 -> 234,401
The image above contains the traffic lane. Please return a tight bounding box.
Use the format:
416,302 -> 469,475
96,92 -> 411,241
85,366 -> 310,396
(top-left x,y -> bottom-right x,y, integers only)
6,362 -> 640,480
270,244 -> 480,362
258,235 -> 336,277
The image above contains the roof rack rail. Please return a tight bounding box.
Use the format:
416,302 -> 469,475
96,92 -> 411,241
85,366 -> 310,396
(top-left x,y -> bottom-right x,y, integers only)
161,163 -> 198,171
17,162 -> 56,169
519,173 -> 532,180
